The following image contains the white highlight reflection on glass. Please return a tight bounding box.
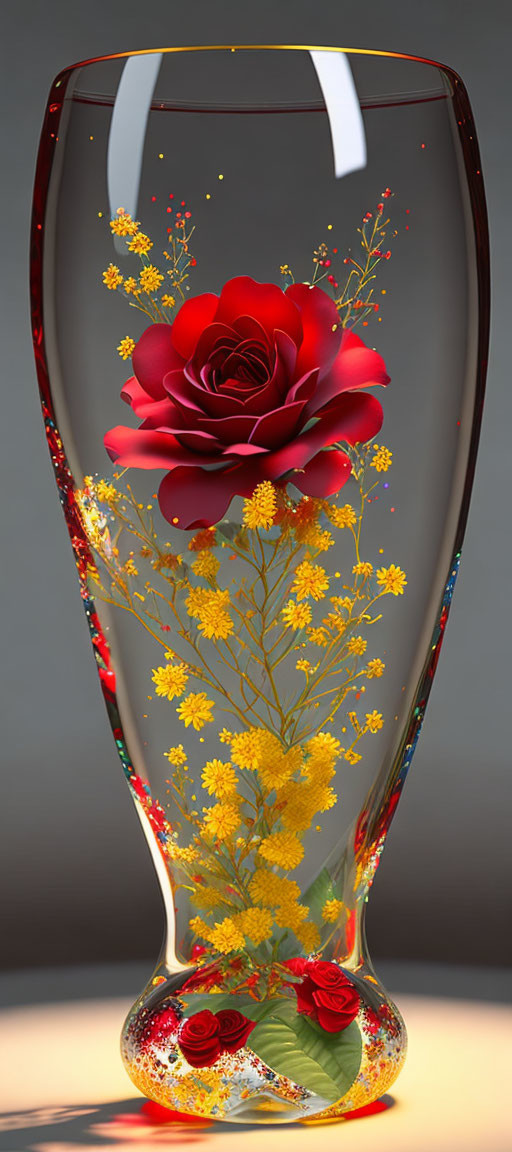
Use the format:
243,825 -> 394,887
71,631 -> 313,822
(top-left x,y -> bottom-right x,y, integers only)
310,50 -> 367,179
107,54 -> 162,253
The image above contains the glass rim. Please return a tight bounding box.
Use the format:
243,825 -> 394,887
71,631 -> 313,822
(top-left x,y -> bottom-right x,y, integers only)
50,43 -> 463,91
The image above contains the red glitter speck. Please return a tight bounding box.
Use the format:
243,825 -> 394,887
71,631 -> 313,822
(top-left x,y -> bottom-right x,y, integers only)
151,196 -> 157,202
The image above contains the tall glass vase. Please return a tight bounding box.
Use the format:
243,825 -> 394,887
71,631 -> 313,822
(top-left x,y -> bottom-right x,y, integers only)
31,46 -> 488,1123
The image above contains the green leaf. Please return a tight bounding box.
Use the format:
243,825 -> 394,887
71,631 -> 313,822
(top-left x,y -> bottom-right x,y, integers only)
248,1009 -> 361,1104
180,992 -> 290,1023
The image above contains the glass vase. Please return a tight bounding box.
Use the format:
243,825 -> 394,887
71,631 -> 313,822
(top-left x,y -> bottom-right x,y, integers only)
31,46 -> 488,1123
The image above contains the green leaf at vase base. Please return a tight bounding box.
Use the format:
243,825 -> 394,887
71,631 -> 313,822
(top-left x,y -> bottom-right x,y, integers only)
248,1003 -> 362,1103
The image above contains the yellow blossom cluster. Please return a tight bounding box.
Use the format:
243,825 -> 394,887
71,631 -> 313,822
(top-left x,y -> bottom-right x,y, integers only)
176,692 -> 214,730
353,561 -> 373,578
202,800 -> 240,840
201,758 -> 238,799
281,599 -> 312,630
127,232 -> 153,255
243,481 -> 277,530
152,662 -> 189,700
226,728 -> 302,791
165,744 -> 187,766
185,586 -> 234,640
376,564 -> 407,595
161,294 -> 176,308
248,868 -> 301,907
365,709 -> 384,733
366,658 -> 385,678
191,550 -> 220,580
95,480 -> 119,503
258,829 -> 304,870
347,636 -> 367,656
103,263 -> 123,290
139,265 -> 164,294
110,209 -> 139,236
292,560 -> 329,601
371,443 -> 393,472
117,336 -> 136,360
322,898 -> 345,923
235,906 -> 273,945
327,503 -> 357,529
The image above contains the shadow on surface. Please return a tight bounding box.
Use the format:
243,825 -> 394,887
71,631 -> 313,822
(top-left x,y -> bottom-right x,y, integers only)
0,1095 -> 395,1150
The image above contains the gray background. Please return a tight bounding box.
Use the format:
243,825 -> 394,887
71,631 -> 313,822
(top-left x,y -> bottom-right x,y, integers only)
1,0 -> 510,974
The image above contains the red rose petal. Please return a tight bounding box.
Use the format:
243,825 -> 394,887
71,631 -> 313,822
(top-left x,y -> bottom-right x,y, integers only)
285,282 -> 341,378
293,448 -> 351,497
121,376 -> 182,425
314,329 -> 390,408
132,324 -> 183,400
104,427 -> 220,469
158,460 -> 260,529
250,399 -> 306,450
170,293 -> 219,359
315,391 -> 384,446
215,276 -> 302,346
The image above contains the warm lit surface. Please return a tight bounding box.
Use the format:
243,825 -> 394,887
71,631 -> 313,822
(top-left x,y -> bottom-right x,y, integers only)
0,993 -> 510,1151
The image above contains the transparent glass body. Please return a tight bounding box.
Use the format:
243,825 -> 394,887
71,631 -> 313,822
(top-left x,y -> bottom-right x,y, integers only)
31,47 -> 488,1122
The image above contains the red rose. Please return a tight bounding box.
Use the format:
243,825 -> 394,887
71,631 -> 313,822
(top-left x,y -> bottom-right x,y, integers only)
178,1009 -> 222,1068
178,1007 -> 254,1067
105,277 -> 389,529
216,1008 -> 255,1053
287,959 -> 359,1033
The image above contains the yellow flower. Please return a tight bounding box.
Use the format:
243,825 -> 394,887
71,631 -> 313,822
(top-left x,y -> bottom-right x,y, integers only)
376,563 -> 407,595
292,560 -> 329,602
365,710 -> 384,733
347,635 -> 367,656
103,263 -> 123,290
248,868 -> 301,907
308,527 -> 335,552
123,276 -> 139,295
161,294 -> 176,308
127,231 -> 153,255
274,902 -> 309,930
367,658 -> 385,678
258,741 -> 303,792
281,600 -> 312,630
189,915 -> 214,940
236,906 -> 273,945
243,481 -> 277,530
353,561 -> 373,577
177,692 -> 214,730
168,842 -> 199,864
117,336 -> 136,361
191,550 -> 220,580
229,728 -> 263,770
259,830 -> 304,870
218,728 -> 233,744
307,626 -> 329,647
328,503 -> 357,529
191,886 -> 227,910
278,778 -> 337,832
344,748 -> 362,764
110,209 -> 139,236
202,801 -> 240,840
209,916 -> 244,954
371,443 -> 392,472
201,759 -> 238,799
307,731 -> 342,761
296,921 -> 321,952
296,658 -> 312,673
322,898 -> 345,923
139,264 -> 165,294
165,744 -> 187,766
124,558 -> 138,576
95,480 -> 119,503
152,663 -> 189,700
185,586 -> 234,640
